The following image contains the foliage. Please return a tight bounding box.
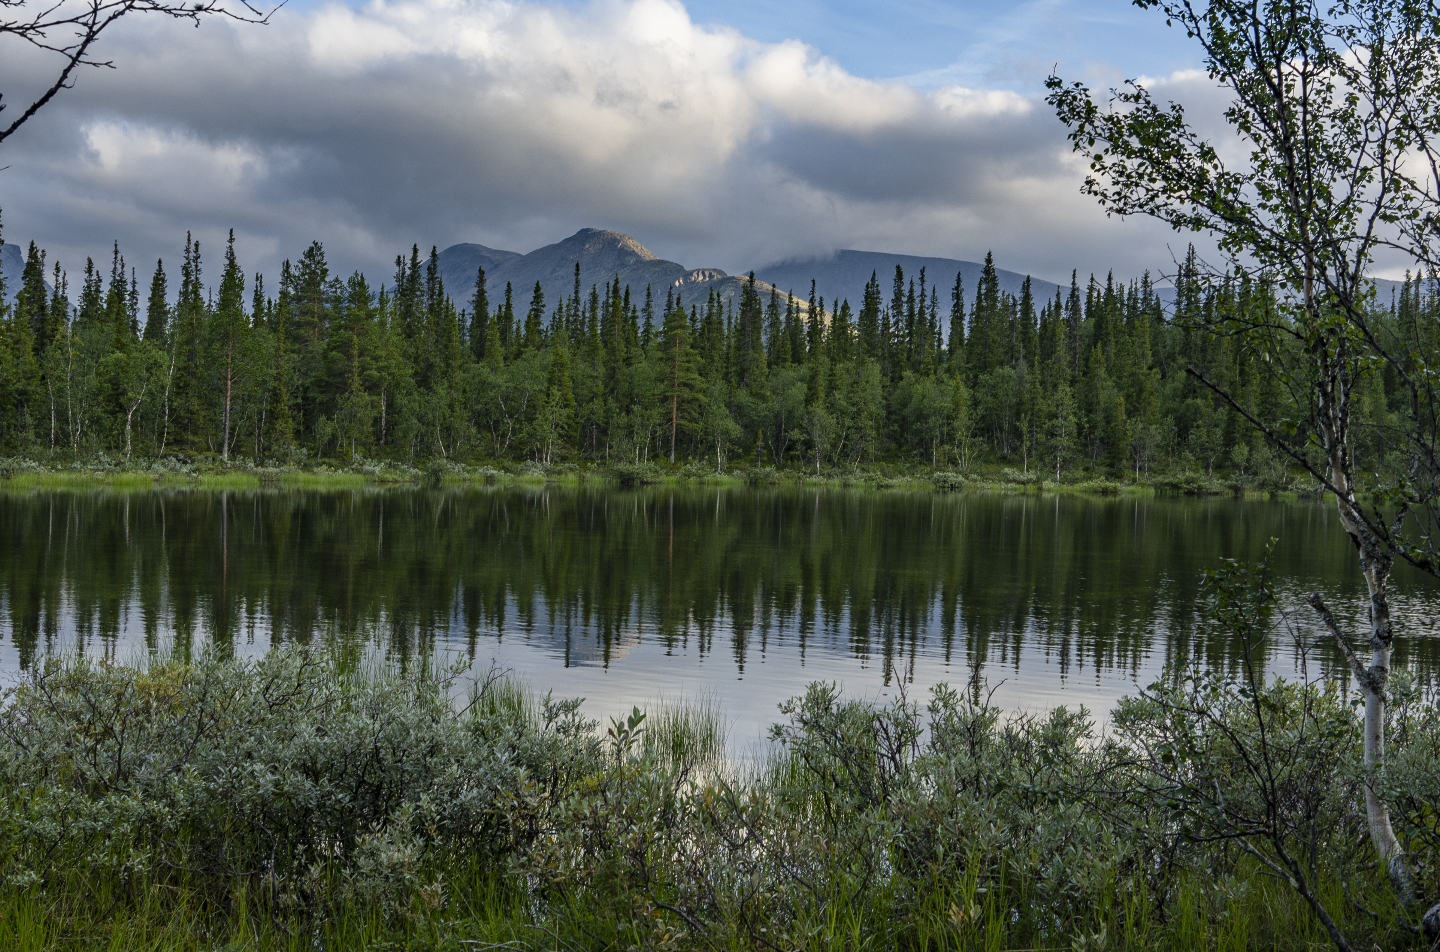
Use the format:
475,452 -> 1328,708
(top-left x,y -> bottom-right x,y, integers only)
0,647 -> 1436,950
1049,2 -> 1440,928
0,652 -> 600,922
4,225 -> 1408,492
930,471 -> 966,491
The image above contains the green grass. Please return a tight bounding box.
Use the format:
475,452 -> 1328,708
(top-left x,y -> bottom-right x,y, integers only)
0,456 -> 1303,498
638,692 -> 728,775
0,861 -> 1392,952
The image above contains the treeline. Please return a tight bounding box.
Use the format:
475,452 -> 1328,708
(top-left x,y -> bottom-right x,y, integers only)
0,227 -> 1430,477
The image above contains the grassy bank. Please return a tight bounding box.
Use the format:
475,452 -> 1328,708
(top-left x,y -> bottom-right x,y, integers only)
1,639 -> 1434,951
0,453 -> 1300,498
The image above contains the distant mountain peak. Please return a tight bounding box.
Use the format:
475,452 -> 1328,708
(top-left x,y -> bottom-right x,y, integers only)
434,228 -> 769,312
562,228 -> 657,260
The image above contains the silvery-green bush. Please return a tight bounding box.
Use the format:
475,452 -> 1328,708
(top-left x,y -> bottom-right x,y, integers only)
0,650 -> 601,915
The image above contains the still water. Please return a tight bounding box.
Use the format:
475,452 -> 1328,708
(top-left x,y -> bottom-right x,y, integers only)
2,487 -> 1437,745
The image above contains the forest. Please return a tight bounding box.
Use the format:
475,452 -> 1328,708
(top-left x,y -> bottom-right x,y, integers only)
0,227 -> 1430,483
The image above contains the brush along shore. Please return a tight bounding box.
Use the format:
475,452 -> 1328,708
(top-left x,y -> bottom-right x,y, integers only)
1,631 -> 1436,951
0,453 -> 1306,499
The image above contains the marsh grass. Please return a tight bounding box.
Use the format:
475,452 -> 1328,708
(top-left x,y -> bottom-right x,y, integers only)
0,652 -> 1433,951
638,692 -> 728,775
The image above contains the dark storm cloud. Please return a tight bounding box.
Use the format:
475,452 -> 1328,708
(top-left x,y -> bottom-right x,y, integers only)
0,0 -> 1197,291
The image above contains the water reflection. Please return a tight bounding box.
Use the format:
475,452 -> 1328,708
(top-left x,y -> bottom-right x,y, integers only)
2,487 -> 1437,738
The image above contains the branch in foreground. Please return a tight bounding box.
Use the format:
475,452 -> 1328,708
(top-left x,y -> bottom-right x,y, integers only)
0,0 -> 277,145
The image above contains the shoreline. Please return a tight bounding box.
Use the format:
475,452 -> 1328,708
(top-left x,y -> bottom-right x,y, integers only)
0,457 -> 1309,499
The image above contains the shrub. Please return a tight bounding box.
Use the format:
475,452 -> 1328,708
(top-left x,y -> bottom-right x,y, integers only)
1,647 -> 1433,950
931,471 -> 967,492
738,464 -> 781,485
0,458 -> 46,480
675,461 -> 713,482
0,651 -> 600,920
999,467 -> 1045,487
606,461 -> 664,486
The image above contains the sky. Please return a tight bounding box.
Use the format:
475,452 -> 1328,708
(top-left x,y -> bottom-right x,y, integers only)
0,0 -> 1224,291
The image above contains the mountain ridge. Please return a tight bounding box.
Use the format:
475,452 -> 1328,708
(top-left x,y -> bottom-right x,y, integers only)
434,231 -> 1068,323
755,249 -> 1062,314
436,228 -> 785,314
5,236 -> 1415,318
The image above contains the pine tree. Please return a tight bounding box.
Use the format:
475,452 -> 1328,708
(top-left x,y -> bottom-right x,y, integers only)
534,346 -> 576,465
16,242 -> 50,357
890,266 -> 906,367
76,259 -> 103,329
103,241 -> 132,350
765,286 -> 783,364
733,273 -> 766,391
168,234 -> 209,452
524,281 -> 545,350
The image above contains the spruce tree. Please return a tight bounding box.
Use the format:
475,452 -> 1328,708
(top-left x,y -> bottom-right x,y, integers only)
142,259 -> 169,344
17,242 -> 50,355
858,271 -> 881,361
660,298 -> 702,462
468,266 -> 489,361
214,230 -> 247,461
948,271 -> 966,375
168,234 -> 208,452
525,281 -> 545,349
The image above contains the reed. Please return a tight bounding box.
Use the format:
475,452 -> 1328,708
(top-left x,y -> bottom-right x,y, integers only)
638,691 -> 727,774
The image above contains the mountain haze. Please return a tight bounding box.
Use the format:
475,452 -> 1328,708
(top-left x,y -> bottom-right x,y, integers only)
756,250 -> 1062,314
435,229 -> 786,315
0,244 -> 22,304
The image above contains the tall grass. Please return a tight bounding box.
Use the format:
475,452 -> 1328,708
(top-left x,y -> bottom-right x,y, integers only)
639,692 -> 727,774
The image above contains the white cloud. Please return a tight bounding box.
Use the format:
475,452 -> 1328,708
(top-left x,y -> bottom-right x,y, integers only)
0,0 -> 1187,288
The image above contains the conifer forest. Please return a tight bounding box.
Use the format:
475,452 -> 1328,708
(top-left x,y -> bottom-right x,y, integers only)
4,228 -> 1430,484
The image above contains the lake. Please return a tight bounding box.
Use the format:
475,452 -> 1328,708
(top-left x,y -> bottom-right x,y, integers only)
2,486 -> 1437,747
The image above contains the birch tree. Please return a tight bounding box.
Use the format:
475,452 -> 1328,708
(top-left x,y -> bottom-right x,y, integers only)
1048,0 -> 1440,936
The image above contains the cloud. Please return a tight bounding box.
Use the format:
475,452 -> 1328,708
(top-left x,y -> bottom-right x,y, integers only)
0,0 -> 1190,292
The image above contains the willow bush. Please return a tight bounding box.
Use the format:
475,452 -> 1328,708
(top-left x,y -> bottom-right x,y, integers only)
0,646 -> 1435,950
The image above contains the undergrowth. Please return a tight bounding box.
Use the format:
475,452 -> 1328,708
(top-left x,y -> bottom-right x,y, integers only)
0,649 -> 1434,950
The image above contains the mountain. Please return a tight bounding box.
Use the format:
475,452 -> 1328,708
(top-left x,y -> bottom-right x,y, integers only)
1,243 -> 23,305
1372,276 -> 1408,303
755,250 -> 1063,313
435,228 -> 786,316
757,250 -> 1429,316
